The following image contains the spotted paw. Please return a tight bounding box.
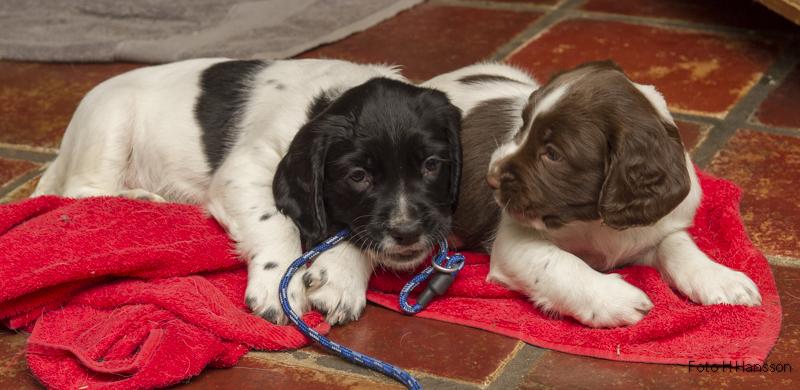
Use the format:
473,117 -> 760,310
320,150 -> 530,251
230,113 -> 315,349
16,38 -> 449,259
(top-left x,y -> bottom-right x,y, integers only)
304,244 -> 372,325
245,262 -> 309,325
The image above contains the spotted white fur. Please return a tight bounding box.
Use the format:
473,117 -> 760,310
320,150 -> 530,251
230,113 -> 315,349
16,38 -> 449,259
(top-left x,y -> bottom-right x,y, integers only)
32,58 -> 408,325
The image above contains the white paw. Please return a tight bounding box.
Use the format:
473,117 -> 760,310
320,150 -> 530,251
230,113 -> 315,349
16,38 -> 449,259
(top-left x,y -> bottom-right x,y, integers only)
304,253 -> 369,325
570,273 -> 653,328
115,188 -> 166,202
245,260 -> 309,325
682,264 -> 761,306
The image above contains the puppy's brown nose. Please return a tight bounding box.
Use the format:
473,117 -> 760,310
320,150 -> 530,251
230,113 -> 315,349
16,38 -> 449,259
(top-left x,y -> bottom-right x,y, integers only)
391,225 -> 422,246
487,173 -> 501,190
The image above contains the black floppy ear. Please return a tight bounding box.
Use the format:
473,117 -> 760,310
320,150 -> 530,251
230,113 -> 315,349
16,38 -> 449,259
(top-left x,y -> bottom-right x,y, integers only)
443,105 -> 463,212
273,122 -> 330,245
598,119 -> 690,230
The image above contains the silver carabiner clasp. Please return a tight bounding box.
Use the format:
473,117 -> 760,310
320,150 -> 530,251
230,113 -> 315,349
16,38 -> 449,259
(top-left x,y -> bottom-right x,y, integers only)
431,255 -> 461,274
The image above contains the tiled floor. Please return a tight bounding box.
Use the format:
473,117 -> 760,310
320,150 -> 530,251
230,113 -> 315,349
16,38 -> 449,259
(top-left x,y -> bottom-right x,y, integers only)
1,0 -> 799,388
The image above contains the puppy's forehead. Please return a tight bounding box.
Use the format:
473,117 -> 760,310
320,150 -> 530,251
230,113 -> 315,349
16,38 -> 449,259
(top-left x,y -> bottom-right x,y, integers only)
514,80 -> 573,145
529,84 -> 569,124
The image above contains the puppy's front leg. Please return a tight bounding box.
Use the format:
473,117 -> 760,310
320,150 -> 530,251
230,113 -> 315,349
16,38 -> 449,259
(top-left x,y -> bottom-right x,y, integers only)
489,216 -> 653,328
304,241 -> 374,325
205,150 -> 309,326
656,230 -> 761,306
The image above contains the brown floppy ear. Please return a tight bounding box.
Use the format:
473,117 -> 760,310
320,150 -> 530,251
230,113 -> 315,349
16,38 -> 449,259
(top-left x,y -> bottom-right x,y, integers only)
598,118 -> 691,230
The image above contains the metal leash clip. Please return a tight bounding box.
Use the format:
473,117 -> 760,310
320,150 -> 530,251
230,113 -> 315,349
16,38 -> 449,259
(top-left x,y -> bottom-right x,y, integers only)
415,255 -> 463,309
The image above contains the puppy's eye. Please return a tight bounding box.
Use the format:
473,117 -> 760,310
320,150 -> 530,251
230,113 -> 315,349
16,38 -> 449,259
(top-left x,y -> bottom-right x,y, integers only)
349,170 -> 367,182
422,157 -> 440,176
542,146 -> 563,162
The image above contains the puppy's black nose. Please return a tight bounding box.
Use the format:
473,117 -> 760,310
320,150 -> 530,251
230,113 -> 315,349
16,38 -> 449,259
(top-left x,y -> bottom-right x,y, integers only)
390,225 -> 422,246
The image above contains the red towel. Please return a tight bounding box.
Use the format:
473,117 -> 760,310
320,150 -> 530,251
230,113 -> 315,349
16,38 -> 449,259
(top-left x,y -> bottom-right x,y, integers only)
0,167 -> 782,389
366,167 -> 782,366
0,196 -> 328,390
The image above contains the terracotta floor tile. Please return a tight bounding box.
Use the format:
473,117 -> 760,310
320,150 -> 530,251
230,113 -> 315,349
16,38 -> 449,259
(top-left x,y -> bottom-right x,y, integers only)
751,63 -> 800,130
169,355 -> 404,390
675,119 -> 712,155
518,265 -> 798,389
0,330 -> 43,389
580,0 -> 800,32
0,174 -> 41,205
518,349 -> 793,389
0,62 -> 146,150
297,3 -> 542,81
769,266 -> 800,376
0,158 -> 39,191
302,303 -> 521,383
705,130 -> 800,259
505,19 -> 780,118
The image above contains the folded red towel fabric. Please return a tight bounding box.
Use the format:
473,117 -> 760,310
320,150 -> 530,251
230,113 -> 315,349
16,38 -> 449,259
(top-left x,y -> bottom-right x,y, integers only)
367,168 -> 782,366
0,196 -> 328,390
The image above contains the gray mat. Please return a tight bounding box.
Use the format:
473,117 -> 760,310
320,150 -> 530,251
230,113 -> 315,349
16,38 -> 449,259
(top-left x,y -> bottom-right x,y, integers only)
0,0 -> 422,63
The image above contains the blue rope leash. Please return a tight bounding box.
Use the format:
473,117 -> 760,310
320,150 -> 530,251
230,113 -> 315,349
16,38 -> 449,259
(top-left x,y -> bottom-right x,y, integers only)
279,228 -> 465,390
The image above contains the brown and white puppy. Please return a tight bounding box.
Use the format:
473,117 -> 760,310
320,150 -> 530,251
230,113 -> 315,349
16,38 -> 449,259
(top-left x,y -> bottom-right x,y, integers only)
424,60 -> 761,328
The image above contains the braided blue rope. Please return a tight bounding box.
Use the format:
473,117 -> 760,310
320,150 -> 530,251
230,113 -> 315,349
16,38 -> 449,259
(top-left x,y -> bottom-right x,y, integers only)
279,228 -> 422,390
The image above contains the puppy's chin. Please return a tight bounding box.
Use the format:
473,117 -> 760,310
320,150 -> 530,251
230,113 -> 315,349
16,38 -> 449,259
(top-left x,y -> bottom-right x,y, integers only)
367,244 -> 432,271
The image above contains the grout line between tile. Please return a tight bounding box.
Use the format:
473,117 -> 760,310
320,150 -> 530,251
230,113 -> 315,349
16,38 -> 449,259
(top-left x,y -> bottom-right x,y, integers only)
434,0 -> 798,53
0,165 -> 46,200
485,343 -> 548,390
488,0 -> 588,62
481,341 -> 524,388
767,255 -> 800,268
691,36 -> 800,168
0,147 -> 57,164
247,349 -> 402,386
565,9 -> 797,40
0,142 -> 58,155
247,348 -> 487,389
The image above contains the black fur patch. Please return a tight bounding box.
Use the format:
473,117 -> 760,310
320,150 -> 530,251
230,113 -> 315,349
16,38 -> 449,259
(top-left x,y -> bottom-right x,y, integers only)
458,74 -> 525,85
305,89 -> 338,121
262,307 -> 280,323
195,60 -> 269,173
302,272 -> 314,288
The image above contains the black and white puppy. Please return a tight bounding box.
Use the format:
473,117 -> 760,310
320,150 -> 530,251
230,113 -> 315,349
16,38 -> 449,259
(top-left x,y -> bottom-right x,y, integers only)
424,61 -> 761,328
33,58 -> 462,325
